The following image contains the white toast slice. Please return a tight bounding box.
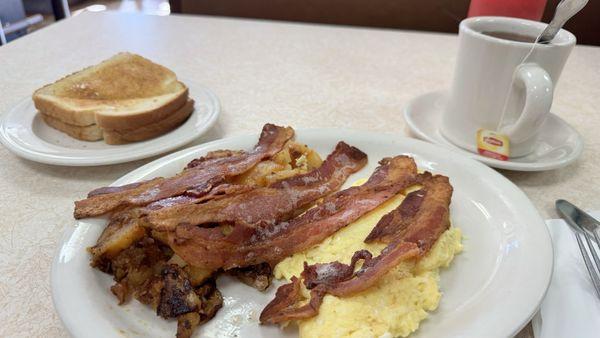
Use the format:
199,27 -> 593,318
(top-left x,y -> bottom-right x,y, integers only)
33,52 -> 188,130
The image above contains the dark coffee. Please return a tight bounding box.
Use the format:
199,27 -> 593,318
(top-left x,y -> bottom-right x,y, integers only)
481,31 -> 537,43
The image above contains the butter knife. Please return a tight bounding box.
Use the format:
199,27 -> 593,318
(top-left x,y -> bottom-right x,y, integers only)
556,199 -> 600,244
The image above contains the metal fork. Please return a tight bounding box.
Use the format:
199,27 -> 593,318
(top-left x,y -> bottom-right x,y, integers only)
556,199 -> 600,298
573,230 -> 600,298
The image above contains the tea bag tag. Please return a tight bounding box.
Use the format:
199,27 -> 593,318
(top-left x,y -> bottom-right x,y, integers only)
477,129 -> 510,161
491,25 -> 543,161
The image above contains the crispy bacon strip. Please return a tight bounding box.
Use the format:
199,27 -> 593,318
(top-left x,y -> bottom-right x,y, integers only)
88,184 -> 257,265
74,124 -> 294,219
146,142 -> 368,232
363,188 -> 426,243
260,173 -> 452,324
167,156 -> 419,270
259,241 -> 419,324
185,150 -> 244,169
87,180 -> 155,197
145,184 -> 254,210
366,173 -> 453,253
301,251 -> 370,289
259,276 -> 326,325
314,241 -> 419,297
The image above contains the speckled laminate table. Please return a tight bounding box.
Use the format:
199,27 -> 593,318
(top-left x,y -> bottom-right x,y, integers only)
0,10 -> 598,338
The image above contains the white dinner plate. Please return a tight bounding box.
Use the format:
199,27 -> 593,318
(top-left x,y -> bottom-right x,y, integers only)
403,90 -> 583,171
52,129 -> 552,338
0,79 -> 220,166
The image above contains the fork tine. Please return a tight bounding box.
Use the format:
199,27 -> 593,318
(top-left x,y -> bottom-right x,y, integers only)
575,232 -> 600,298
583,230 -> 600,274
593,229 -> 600,248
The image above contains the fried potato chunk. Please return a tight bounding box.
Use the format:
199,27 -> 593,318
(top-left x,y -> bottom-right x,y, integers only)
234,141 -> 322,186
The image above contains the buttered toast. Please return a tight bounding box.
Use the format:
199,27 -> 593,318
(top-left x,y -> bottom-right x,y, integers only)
33,53 -> 192,143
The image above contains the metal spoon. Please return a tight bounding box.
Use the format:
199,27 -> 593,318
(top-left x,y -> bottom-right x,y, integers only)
538,0 -> 588,44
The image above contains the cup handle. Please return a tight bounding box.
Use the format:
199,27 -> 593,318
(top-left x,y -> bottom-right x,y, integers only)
499,63 -> 553,144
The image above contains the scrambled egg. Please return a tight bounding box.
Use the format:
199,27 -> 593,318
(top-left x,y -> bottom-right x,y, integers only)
274,182 -> 463,338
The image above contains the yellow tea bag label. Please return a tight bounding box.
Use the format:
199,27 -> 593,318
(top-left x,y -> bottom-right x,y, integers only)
477,129 -> 510,161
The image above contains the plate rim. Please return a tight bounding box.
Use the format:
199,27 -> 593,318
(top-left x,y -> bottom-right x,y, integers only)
0,79 -> 220,166
403,90 -> 584,172
51,129 -> 553,338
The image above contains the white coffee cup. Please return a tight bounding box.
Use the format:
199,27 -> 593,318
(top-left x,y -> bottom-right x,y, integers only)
441,17 -> 575,158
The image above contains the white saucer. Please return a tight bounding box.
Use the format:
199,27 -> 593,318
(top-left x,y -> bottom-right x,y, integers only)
0,79 -> 220,166
403,90 -> 583,171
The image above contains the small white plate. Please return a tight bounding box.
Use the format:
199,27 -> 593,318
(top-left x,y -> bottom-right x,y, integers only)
52,129 -> 552,338
403,90 -> 583,171
0,79 -> 220,166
